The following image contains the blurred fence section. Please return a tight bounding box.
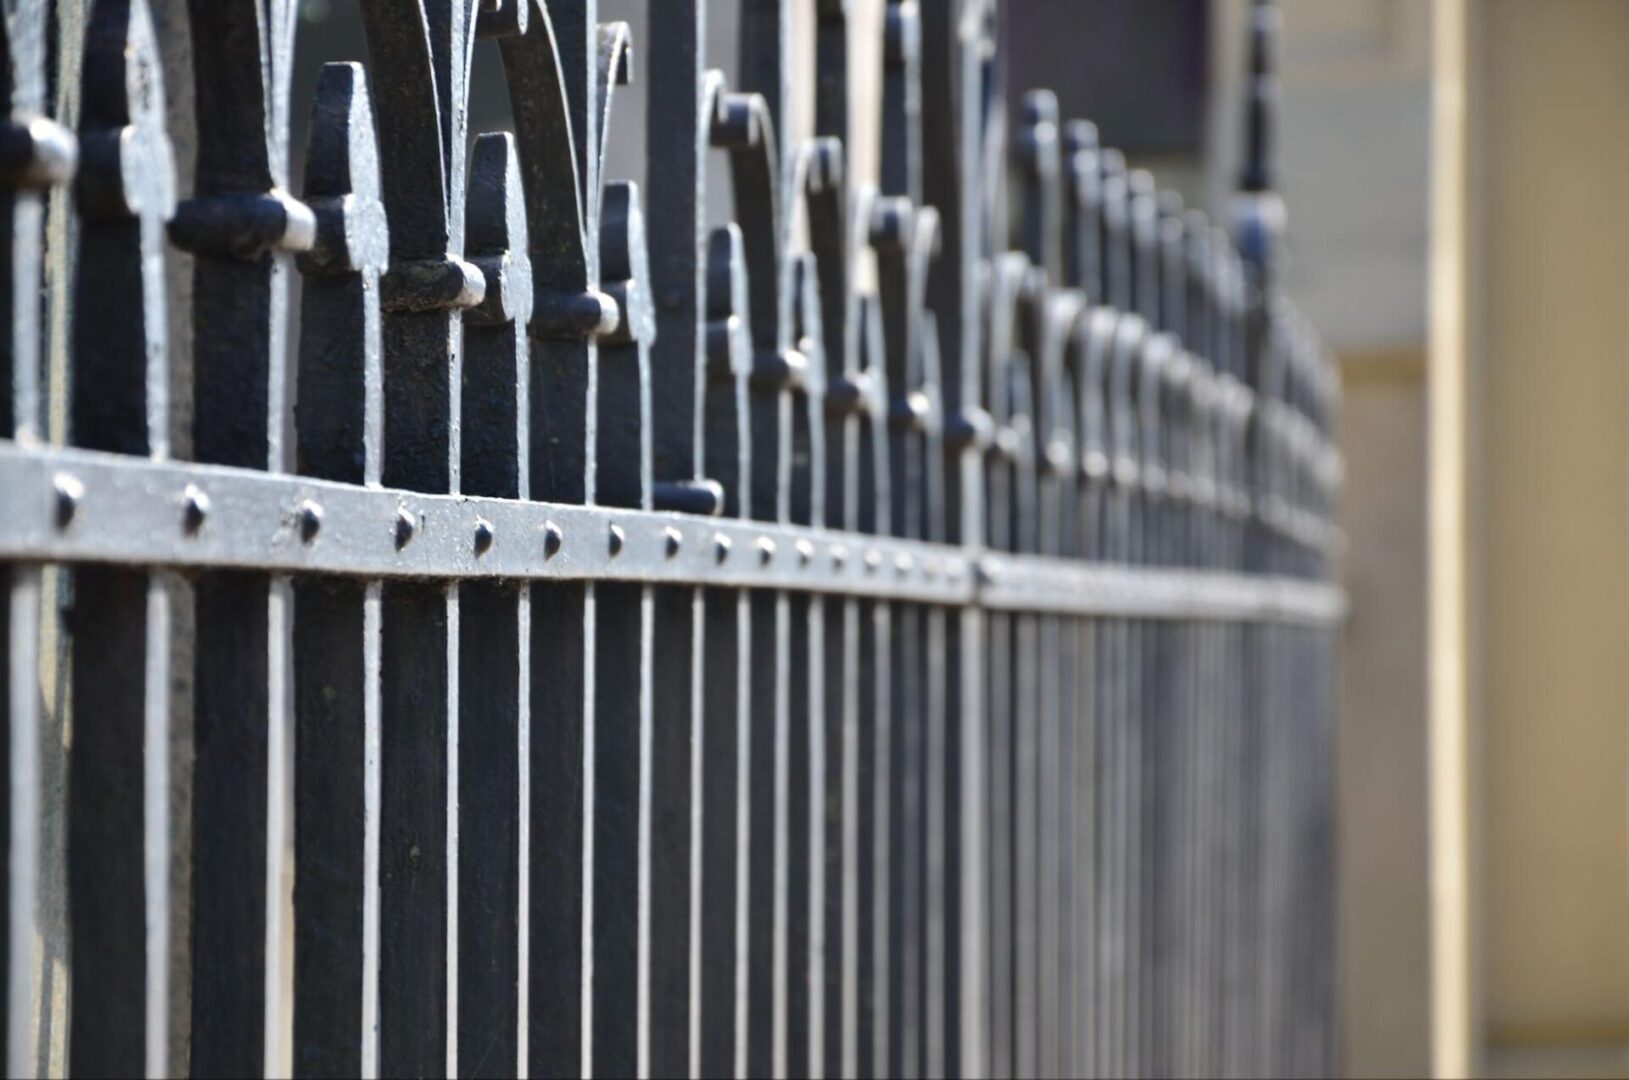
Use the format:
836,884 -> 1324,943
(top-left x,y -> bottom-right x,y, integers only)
0,0 -> 1340,1076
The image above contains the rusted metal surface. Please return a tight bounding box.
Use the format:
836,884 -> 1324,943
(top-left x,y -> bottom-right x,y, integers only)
0,0 -> 1340,1076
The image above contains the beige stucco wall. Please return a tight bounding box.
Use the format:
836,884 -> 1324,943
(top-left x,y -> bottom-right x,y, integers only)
1337,354 -> 1432,1078
1433,1 -> 1629,1073
1476,0 -> 1629,1053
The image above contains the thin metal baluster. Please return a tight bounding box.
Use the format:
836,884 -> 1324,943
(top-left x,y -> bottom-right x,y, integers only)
1197,236 -> 1227,1079
1220,264 -> 1249,1079
357,1 -> 486,1072
456,130 -> 532,1078
290,63 -> 387,1078
731,8 -> 798,1072
1184,366 -> 1207,1080
732,8 -> 799,1075
1141,187 -> 1184,1080
880,19 -> 951,1072
1163,351 -> 1197,1080
493,6 -> 608,1071
645,2 -> 717,1069
1014,89 -> 1077,1080
1064,116 -> 1107,1080
917,317 -> 949,1080
1075,301 -> 1115,1080
593,170 -> 655,1079
1177,211 -> 1210,1080
698,225 -> 754,1079
853,294 -> 893,1080
0,4 -> 70,1073
1218,379 -> 1238,1080
1004,346 -> 1041,1080
1126,167 -> 1165,1080
1146,192 -> 1175,1080
1047,317 -> 1082,1080
785,250 -> 827,1079
981,255 -> 1027,1080
66,3 -> 176,1074
1095,147 -> 1132,1079
811,11 -> 857,1063
1206,252 -> 1230,1078
1230,260 -> 1264,1080
1,568 -> 40,1080
875,3 -> 929,1068
877,224 -> 921,1079
170,6 -> 308,1065
919,6 -> 992,1073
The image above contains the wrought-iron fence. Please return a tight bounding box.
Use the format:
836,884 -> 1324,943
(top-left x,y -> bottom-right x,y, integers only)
0,0 -> 1342,1076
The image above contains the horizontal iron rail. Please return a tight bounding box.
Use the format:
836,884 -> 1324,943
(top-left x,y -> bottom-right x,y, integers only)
0,443 -> 1341,623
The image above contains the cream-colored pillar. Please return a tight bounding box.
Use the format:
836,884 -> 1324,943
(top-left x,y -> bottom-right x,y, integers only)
1431,2 -> 1629,1076
1428,0 -> 1476,1074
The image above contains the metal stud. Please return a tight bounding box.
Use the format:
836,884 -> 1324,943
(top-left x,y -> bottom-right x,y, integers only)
714,533 -> 732,564
756,536 -> 776,565
664,526 -> 683,558
183,485 -> 210,533
474,518 -> 495,555
543,520 -> 563,558
297,499 -> 323,543
395,507 -> 417,549
608,523 -> 626,557
53,473 -> 82,528
795,539 -> 814,566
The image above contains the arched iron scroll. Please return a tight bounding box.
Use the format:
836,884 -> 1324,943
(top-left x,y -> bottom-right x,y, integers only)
0,0 -> 1341,1076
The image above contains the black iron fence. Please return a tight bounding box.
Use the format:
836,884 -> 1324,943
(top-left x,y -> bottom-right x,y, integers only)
0,0 -> 1341,1076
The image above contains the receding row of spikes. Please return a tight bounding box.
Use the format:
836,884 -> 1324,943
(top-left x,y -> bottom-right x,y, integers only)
12,0 -> 1335,571
998,88 -> 1339,574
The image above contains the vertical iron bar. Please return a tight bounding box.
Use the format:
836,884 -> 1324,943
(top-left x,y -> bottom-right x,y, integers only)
589,172 -> 654,1080
644,2 -> 715,1070
172,4 -> 308,1073
699,224 -> 755,1079
495,7 -> 604,1071
785,250 -> 828,1079
290,61 -> 387,1078
358,2 -> 485,1071
0,4 -> 64,1072
456,130 -> 531,1078
66,4 -> 175,1073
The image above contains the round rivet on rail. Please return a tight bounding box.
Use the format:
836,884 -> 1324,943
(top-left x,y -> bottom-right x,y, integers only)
608,524 -> 626,557
395,507 -> 417,549
664,527 -> 683,558
297,499 -> 323,543
714,533 -> 732,564
182,485 -> 210,534
756,537 -> 776,566
895,554 -> 914,577
53,473 -> 82,529
542,520 -> 563,558
796,539 -> 815,566
923,557 -> 940,581
474,518 -> 495,555
864,548 -> 882,573
831,543 -> 848,569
